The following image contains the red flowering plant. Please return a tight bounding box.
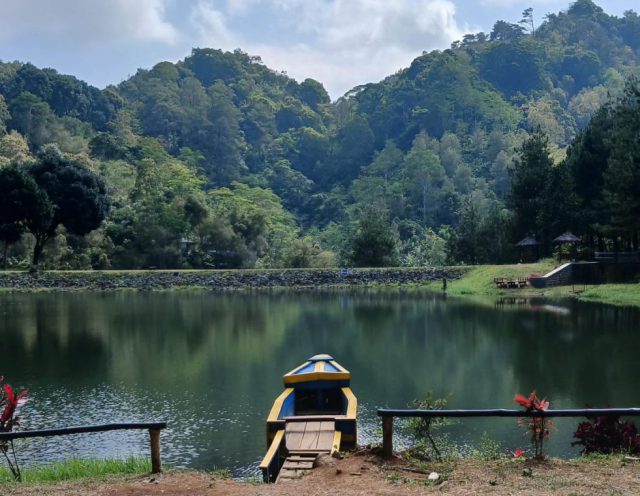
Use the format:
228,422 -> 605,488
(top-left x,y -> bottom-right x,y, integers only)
573,413 -> 640,455
514,390 -> 552,459
0,376 -> 28,481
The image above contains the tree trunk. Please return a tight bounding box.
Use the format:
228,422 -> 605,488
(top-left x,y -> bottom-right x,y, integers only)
31,236 -> 47,271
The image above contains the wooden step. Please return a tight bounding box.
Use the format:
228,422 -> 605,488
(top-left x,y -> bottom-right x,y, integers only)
287,455 -> 318,461
288,449 -> 330,455
282,460 -> 314,470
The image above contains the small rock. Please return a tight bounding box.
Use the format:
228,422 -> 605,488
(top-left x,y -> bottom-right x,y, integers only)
331,450 -> 344,459
147,477 -> 156,483
489,480 -> 497,486
428,472 -> 439,481
335,469 -> 342,475
522,468 -> 533,477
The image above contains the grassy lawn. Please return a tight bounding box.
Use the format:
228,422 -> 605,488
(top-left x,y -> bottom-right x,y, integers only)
424,262 -> 640,308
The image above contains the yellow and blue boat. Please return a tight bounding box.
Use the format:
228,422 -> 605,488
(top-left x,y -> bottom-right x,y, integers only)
259,354 -> 357,483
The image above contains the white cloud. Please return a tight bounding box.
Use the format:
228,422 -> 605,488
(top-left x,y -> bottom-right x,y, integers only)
479,0 -> 557,6
191,1 -> 236,47
0,0 -> 178,45
192,0 -> 467,98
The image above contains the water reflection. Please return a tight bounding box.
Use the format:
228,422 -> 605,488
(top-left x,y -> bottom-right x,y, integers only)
0,291 -> 639,474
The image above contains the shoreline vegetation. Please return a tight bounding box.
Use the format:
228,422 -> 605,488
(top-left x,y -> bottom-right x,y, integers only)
0,263 -> 638,307
0,457 -> 151,484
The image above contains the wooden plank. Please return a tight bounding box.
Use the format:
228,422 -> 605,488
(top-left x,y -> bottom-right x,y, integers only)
285,421 -> 305,451
282,460 -> 314,470
317,421 -> 335,451
283,415 -> 338,421
288,449 -> 330,455
300,421 -> 321,450
287,455 -> 317,461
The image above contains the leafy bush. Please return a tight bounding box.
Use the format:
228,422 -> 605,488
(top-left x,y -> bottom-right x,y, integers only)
573,415 -> 640,455
407,393 -> 454,461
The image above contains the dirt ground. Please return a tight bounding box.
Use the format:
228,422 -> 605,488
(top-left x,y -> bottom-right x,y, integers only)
4,450 -> 640,496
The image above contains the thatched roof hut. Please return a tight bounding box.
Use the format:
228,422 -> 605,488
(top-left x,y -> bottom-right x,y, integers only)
553,232 -> 580,244
516,236 -> 540,247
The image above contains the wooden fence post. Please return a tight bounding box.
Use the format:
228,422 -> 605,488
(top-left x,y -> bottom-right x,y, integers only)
382,415 -> 393,459
149,429 -> 162,473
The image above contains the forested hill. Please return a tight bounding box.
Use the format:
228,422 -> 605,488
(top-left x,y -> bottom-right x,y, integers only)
0,0 -> 639,270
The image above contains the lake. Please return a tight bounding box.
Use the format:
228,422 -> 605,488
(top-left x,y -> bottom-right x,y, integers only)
0,290 -> 638,476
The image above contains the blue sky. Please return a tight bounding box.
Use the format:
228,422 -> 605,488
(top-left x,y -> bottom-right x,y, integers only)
0,0 -> 636,99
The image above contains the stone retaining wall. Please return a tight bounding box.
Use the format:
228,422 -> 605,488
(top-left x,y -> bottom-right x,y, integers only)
0,268 -> 464,291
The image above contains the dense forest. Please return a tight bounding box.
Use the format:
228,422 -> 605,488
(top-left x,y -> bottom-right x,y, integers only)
0,0 -> 639,270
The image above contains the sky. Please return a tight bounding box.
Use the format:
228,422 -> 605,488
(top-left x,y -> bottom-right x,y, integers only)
0,0 -> 637,99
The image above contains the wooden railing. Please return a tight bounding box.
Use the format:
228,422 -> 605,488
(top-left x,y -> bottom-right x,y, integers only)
0,422 -> 168,473
377,408 -> 640,459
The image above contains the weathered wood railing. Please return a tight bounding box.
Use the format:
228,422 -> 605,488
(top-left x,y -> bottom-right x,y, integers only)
378,408 -> 640,459
0,422 -> 168,473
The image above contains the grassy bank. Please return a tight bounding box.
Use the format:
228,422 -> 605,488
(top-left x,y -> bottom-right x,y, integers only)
0,457 -> 150,484
422,262 -> 640,308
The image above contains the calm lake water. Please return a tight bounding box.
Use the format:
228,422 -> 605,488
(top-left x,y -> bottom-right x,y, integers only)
0,291 -> 639,475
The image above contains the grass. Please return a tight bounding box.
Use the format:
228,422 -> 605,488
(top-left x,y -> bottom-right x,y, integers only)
576,284 -> 640,307
0,456 -> 151,484
421,262 -> 640,308
430,262 -> 557,297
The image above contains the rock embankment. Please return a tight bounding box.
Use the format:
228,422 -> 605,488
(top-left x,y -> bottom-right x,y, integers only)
0,268 -> 464,291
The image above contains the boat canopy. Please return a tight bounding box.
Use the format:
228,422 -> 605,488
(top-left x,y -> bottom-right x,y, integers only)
283,354 -> 350,385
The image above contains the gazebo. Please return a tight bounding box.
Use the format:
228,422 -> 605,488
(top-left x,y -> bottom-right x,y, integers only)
553,232 -> 580,244
553,232 -> 580,261
516,236 -> 540,262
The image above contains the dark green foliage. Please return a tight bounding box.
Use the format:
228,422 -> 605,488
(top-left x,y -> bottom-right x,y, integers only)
350,205 -> 398,267
0,95 -> 9,134
295,79 -> 330,110
490,20 -> 526,42
0,63 -> 118,130
509,131 -> 554,249
602,81 -> 640,246
0,165 -> 53,266
320,115 -> 374,186
28,146 -> 110,266
479,41 -> 544,96
564,106 -> 612,238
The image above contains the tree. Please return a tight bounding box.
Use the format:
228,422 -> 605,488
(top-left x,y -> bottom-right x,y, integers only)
602,81 -> 640,249
28,146 -> 110,267
0,165 -> 53,268
203,82 -> 247,184
0,95 -> 9,135
519,8 -> 536,36
489,20 -> 525,42
509,131 -> 554,250
350,205 -> 398,267
0,131 -> 33,166
296,79 -> 330,111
